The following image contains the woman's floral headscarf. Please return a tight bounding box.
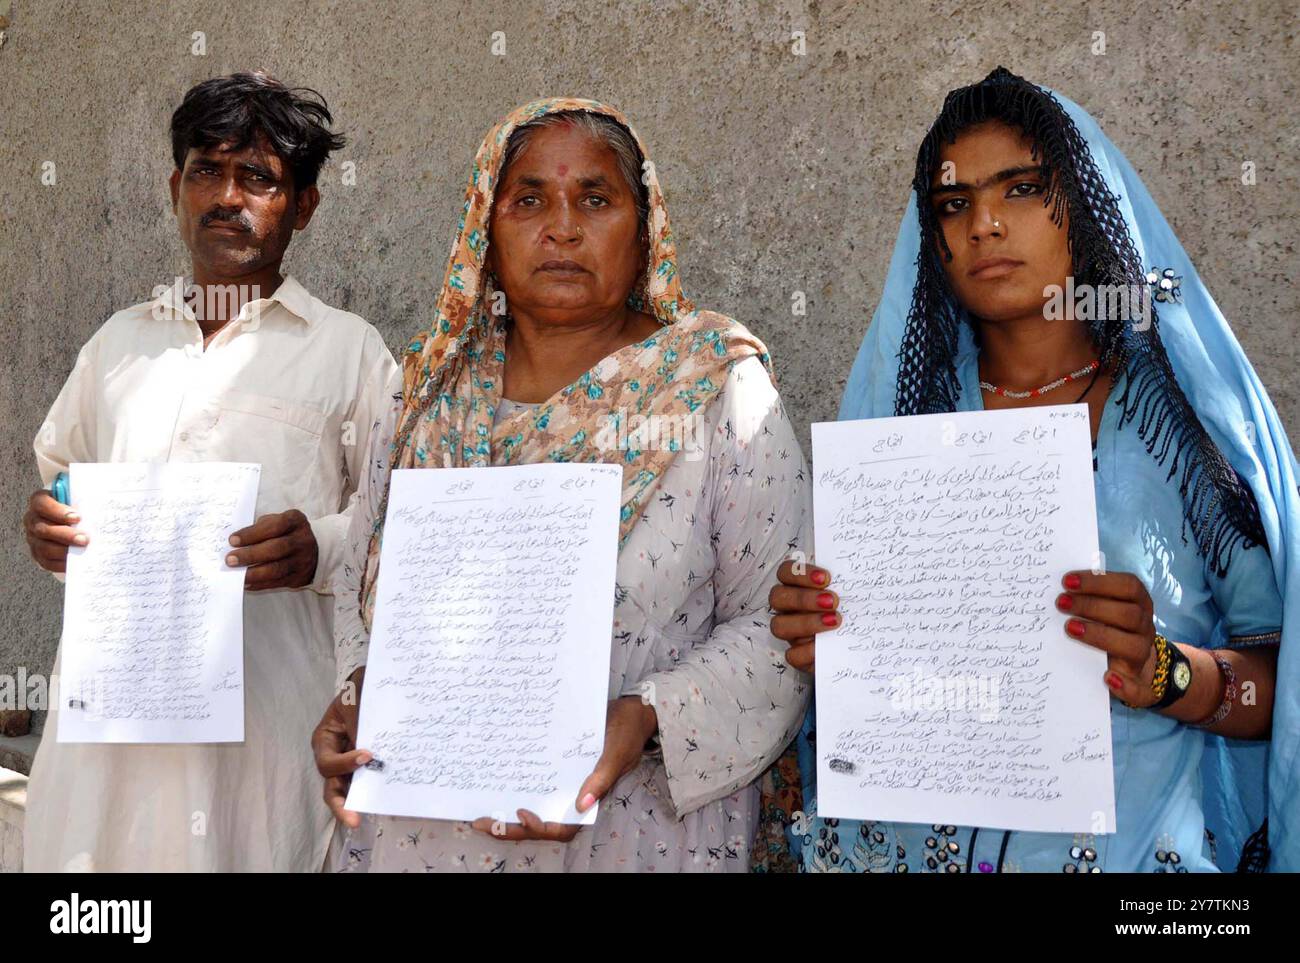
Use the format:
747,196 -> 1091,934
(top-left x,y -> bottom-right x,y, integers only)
360,97 -> 773,629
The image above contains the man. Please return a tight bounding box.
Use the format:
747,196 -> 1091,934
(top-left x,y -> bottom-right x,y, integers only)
21,72 -> 397,871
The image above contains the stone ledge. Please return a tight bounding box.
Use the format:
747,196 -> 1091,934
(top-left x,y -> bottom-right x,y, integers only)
0,767 -> 25,824
0,733 -> 38,776
0,765 -> 27,873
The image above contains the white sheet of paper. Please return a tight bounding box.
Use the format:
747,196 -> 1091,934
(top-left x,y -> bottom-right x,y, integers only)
57,462 -> 259,744
812,404 -> 1115,833
346,462 -> 622,825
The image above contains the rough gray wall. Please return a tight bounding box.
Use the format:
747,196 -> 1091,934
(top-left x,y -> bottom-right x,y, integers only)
2,0 -> 1296,731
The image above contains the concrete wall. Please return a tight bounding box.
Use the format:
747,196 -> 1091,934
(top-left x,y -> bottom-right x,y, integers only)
2,0 -> 1296,732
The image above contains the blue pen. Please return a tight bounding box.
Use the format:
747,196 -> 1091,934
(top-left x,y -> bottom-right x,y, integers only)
51,471 -> 70,506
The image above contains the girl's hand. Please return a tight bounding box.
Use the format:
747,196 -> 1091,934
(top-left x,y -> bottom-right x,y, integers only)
1056,570 -> 1159,706
769,559 -> 840,673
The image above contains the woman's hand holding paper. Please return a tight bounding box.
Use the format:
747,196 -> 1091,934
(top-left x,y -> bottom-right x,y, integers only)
470,695 -> 656,842
769,558 -> 841,672
1057,571 -> 1160,706
312,667 -> 371,829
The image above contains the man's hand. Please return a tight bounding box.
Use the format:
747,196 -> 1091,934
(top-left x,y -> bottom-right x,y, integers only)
226,509 -> 318,590
23,488 -> 86,573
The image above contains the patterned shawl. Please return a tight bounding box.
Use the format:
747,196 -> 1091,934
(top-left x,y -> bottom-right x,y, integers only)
360,97 -> 773,629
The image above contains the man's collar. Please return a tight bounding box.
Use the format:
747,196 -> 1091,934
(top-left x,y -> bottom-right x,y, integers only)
150,274 -> 315,326
268,275 -> 315,325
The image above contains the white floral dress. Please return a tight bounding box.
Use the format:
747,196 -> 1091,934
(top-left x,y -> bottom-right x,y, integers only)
330,355 -> 810,872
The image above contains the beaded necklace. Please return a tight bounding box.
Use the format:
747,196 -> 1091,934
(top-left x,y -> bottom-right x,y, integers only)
979,360 -> 1099,400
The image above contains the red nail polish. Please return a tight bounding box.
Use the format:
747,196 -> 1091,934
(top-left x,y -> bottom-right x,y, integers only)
821,613 -> 838,626
1064,574 -> 1082,590
817,592 -> 835,610
1066,619 -> 1085,638
1106,672 -> 1123,691
811,570 -> 828,586
1056,593 -> 1073,611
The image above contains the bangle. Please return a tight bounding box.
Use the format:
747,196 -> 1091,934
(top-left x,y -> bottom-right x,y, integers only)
1191,654 -> 1236,729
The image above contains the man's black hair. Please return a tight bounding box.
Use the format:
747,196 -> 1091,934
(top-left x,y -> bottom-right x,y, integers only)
170,71 -> 346,189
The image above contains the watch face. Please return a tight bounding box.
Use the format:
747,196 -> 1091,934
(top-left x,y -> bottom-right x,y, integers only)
1173,661 -> 1192,692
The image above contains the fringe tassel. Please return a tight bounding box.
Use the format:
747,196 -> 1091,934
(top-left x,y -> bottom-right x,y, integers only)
1113,346 -> 1263,577
1237,819 -> 1270,873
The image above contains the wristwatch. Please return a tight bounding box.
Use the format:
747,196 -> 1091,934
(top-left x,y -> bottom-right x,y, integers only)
1152,636 -> 1193,710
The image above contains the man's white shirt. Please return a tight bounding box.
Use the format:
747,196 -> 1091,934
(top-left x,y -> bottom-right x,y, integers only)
25,275 -> 397,871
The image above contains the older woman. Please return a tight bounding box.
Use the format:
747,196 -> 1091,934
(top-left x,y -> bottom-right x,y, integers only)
771,68 -> 1298,872
312,99 -> 810,872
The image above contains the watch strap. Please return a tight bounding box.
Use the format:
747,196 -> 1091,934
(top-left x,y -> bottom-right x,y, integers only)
1153,637 -> 1193,710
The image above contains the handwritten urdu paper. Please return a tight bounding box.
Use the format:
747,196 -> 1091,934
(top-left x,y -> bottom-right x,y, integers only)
812,404 -> 1115,834
57,462 -> 260,744
346,462 -> 623,825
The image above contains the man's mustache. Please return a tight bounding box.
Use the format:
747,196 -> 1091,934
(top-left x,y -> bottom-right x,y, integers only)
200,209 -> 252,231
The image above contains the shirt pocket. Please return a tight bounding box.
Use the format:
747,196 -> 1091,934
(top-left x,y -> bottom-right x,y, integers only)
206,388 -> 328,513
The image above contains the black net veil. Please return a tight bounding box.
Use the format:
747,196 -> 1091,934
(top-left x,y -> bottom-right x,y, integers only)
895,66 -> 1266,577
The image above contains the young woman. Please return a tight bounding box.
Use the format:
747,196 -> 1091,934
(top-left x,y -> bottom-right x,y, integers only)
769,68 -> 1298,872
